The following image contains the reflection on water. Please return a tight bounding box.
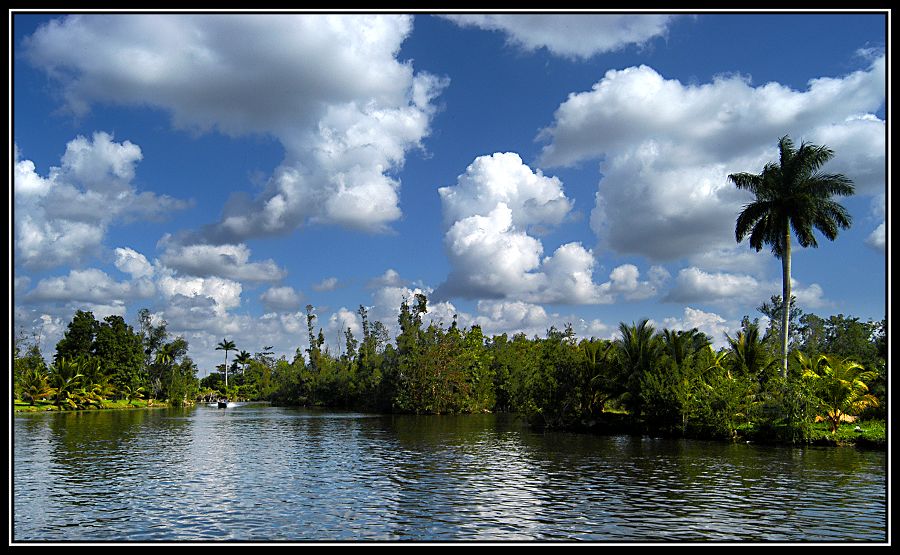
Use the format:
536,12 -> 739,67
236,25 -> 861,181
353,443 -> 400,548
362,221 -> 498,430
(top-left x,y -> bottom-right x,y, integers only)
13,406 -> 887,542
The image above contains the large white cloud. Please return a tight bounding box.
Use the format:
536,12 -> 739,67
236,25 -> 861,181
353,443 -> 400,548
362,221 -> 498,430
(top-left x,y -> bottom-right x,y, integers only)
156,272 -> 243,316
538,56 -> 886,263
444,14 -> 677,59
260,286 -> 304,313
25,268 -> 154,304
665,266 -> 830,310
441,202 -> 547,299
435,152 -> 664,306
159,242 -> 286,283
13,133 -> 189,269
438,152 -> 572,230
114,247 -> 155,280
23,14 -> 446,239
866,223 -> 885,252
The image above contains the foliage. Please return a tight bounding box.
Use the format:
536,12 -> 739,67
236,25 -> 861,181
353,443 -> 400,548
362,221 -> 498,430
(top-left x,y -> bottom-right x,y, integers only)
14,336 -> 49,401
119,383 -> 147,406
93,315 -> 145,397
615,320 -> 662,418
751,376 -> 817,443
725,321 -> 779,385
48,357 -> 86,409
53,310 -> 99,364
797,352 -> 879,433
18,366 -> 54,406
17,299 -> 885,448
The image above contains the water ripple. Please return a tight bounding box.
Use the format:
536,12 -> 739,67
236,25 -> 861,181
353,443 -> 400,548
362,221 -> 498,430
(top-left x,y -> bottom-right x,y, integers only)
13,407 -> 887,542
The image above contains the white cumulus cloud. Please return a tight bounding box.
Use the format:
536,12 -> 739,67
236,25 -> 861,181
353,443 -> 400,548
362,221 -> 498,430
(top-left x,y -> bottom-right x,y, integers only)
537,56 -> 886,264
444,14 -> 677,59
23,14 -> 447,238
662,306 -> 739,349
13,133 -> 189,270
260,286 -> 304,313
436,152 -> 663,306
159,242 -> 286,283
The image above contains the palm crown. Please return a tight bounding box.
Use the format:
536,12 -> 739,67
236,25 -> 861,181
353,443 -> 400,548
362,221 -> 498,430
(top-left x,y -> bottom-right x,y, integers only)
731,136 -> 854,257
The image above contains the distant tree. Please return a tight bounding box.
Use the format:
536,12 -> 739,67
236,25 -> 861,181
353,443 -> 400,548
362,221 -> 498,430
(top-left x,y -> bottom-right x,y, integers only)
54,310 -> 99,364
757,295 -> 803,357
661,328 -> 710,367
235,350 -> 252,374
92,315 -> 145,397
216,339 -> 237,388
306,305 -> 319,371
797,313 -> 828,358
731,135 -> 854,376
579,338 -> 620,417
14,336 -> 48,400
48,357 -> 85,409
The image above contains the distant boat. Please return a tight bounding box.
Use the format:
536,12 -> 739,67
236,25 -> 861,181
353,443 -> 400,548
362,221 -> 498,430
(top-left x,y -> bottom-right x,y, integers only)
217,400 -> 228,408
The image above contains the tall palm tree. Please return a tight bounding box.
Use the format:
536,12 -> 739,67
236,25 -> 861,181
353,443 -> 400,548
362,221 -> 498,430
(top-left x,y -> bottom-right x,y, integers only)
730,135 -> 854,377
216,338 -> 237,388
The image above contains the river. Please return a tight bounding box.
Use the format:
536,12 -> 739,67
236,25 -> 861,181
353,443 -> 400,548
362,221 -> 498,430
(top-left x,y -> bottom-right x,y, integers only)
12,404 -> 888,543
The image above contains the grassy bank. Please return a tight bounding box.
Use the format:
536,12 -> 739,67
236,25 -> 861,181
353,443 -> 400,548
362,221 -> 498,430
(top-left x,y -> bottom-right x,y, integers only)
13,398 -> 171,412
805,420 -> 887,448
573,411 -> 887,450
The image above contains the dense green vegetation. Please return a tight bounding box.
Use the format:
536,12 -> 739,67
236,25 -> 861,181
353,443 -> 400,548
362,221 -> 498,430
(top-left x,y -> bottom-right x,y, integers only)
14,308 -> 200,410
13,296 -> 886,447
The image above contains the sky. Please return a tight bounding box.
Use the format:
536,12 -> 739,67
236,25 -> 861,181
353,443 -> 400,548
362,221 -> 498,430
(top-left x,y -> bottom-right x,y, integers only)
10,10 -> 889,376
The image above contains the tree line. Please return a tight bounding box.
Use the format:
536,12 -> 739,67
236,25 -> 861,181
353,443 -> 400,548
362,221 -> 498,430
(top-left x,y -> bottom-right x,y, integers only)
13,294 -> 885,443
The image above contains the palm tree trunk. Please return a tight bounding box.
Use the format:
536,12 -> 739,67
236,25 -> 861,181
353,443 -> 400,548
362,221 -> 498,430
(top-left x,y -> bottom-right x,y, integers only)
781,226 -> 791,379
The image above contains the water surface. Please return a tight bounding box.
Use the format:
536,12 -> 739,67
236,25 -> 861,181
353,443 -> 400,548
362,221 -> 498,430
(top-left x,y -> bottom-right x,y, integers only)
13,404 -> 887,542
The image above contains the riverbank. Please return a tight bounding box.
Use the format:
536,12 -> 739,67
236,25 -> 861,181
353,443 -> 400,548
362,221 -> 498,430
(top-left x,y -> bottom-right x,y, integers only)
13,399 -> 886,450
562,411 -> 887,450
13,398 -> 174,412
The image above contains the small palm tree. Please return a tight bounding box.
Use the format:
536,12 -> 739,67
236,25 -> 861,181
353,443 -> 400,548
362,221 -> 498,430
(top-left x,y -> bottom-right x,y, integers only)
580,338 -> 617,416
798,352 -> 878,433
19,367 -> 54,405
235,350 -> 252,375
120,383 -> 146,406
48,358 -> 84,409
725,323 -> 779,382
731,136 -> 854,376
661,328 -> 709,367
616,320 -> 662,417
216,338 -> 237,388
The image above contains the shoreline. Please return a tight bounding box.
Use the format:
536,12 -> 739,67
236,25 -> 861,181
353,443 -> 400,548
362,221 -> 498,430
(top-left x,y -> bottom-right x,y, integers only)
14,401 -> 886,450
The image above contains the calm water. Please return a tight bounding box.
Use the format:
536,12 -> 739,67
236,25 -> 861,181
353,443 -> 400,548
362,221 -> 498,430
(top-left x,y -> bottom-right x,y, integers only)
13,404 -> 887,543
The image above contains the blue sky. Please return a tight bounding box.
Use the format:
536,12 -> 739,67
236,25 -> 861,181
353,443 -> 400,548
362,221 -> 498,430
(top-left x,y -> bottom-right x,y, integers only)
11,11 -> 888,375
